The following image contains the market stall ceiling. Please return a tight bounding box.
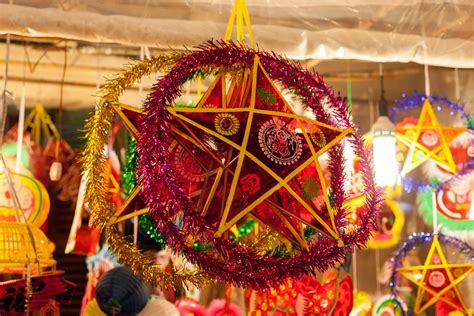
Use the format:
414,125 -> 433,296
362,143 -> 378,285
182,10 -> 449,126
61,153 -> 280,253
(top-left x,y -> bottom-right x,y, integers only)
0,0 -> 473,67
1,38 -> 473,122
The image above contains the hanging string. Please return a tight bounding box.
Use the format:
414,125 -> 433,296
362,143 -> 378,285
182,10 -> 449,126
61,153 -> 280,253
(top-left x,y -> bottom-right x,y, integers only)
224,0 -> 255,48
425,63 -> 438,234
55,40 -> 68,160
16,87 -> 26,173
454,68 -> 460,101
0,34 -> 11,140
424,64 -> 430,97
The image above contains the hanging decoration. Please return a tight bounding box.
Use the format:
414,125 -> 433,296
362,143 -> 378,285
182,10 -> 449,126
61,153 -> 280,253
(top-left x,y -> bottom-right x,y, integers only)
0,173 -> 50,227
416,129 -> 474,240
246,271 -> 353,316
417,173 -> 474,240
390,92 -> 472,192
396,100 -> 464,175
389,233 -> 474,315
0,270 -> 75,314
22,104 -> 77,188
0,221 -> 56,273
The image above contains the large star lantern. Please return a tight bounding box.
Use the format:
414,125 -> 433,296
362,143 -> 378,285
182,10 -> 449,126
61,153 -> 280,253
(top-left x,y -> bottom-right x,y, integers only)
396,235 -> 474,314
111,56 -> 352,248
396,99 -> 466,176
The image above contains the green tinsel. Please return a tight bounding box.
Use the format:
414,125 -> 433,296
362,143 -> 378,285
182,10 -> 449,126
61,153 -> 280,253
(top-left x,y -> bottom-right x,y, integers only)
121,137 -> 167,247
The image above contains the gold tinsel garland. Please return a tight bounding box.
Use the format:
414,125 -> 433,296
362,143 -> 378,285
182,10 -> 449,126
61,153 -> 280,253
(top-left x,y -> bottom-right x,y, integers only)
81,53 -> 211,287
82,52 -> 279,287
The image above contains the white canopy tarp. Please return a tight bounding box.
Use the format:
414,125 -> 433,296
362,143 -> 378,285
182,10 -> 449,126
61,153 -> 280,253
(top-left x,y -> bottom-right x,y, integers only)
0,0 -> 473,67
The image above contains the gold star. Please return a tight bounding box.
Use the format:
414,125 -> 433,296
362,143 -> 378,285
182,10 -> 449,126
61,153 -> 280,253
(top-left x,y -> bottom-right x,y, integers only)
397,235 -> 474,314
396,99 -> 466,176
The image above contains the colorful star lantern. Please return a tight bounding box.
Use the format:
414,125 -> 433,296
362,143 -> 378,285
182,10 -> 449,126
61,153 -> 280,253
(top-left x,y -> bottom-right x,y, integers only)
165,57 -> 351,247
83,44 -> 380,288
395,99 -> 466,176
396,235 -> 474,314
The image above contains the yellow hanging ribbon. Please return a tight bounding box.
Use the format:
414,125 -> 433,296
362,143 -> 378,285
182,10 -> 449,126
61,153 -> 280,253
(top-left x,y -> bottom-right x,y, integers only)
24,104 -> 60,145
224,0 -> 255,48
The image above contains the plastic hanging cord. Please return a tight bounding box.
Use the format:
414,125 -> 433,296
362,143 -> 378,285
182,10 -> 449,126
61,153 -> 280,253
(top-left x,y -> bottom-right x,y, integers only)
224,0 -> 255,48
454,68 -> 460,101
16,52 -> 27,173
16,87 -> 26,173
424,64 -> 430,97
55,40 -> 68,160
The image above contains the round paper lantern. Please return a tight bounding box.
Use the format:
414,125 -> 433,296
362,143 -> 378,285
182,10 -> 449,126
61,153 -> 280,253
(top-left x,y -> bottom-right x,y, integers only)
95,267 -> 149,316
0,222 -> 55,272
